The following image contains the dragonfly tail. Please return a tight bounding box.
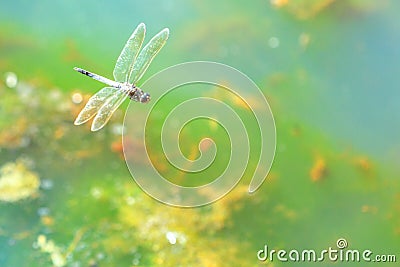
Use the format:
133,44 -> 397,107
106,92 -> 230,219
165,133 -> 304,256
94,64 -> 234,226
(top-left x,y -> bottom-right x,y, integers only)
73,67 -> 120,88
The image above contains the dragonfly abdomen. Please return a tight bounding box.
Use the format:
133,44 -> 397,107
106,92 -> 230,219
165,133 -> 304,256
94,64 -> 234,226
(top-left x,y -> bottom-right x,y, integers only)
74,67 -> 120,88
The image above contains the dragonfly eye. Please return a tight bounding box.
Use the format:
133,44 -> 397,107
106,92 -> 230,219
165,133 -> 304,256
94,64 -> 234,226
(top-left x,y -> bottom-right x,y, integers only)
140,93 -> 150,103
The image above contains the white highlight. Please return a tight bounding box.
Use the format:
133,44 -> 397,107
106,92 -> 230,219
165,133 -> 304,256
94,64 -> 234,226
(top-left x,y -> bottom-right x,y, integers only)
4,72 -> 18,88
268,37 -> 280,48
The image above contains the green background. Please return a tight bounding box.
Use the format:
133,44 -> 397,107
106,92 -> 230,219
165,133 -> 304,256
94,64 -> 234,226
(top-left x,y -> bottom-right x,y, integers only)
0,0 -> 399,266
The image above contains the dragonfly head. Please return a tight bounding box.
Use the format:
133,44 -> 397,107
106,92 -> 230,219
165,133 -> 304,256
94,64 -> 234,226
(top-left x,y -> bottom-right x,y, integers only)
139,92 -> 151,103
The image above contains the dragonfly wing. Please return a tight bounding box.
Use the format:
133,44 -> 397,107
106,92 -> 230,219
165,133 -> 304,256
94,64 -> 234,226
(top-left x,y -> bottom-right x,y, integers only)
74,87 -> 118,125
91,89 -> 129,131
113,23 -> 146,83
128,27 -> 169,84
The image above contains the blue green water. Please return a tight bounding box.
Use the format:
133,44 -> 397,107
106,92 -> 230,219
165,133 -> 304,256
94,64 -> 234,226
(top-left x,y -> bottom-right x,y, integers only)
0,1 -> 399,266
2,0 -> 399,158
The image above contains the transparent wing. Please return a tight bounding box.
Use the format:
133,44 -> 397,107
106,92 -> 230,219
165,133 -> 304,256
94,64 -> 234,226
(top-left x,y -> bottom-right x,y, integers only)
113,23 -> 146,83
91,89 -> 129,131
128,27 -> 169,84
74,87 -> 118,125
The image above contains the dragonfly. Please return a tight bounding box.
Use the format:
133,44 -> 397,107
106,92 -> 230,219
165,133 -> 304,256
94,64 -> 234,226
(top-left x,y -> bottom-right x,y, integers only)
73,23 -> 169,131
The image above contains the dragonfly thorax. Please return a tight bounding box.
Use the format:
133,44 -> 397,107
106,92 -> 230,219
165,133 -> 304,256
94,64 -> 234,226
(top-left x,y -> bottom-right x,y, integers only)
126,84 -> 151,103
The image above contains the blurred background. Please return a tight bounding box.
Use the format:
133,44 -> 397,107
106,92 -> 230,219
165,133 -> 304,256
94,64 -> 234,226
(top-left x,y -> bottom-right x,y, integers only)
0,0 -> 399,266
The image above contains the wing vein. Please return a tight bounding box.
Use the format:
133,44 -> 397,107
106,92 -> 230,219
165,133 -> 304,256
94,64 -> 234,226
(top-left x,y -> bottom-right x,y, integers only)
113,23 -> 146,83
128,27 -> 169,84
